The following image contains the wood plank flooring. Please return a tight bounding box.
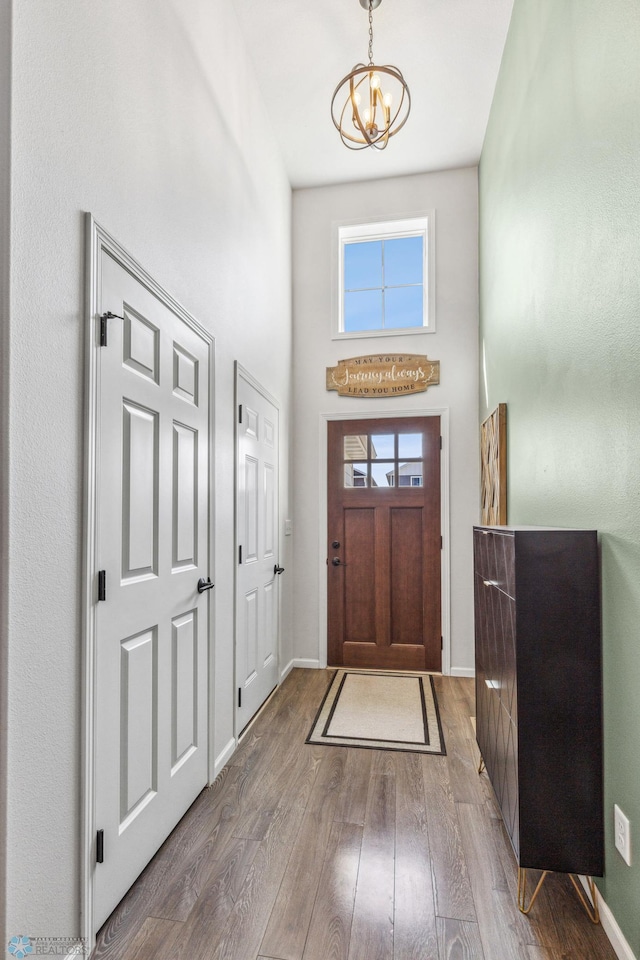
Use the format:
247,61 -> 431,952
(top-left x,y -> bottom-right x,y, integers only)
93,670 -> 617,960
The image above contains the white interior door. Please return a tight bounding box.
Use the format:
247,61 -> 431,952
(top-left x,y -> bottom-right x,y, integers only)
93,248 -> 213,930
236,368 -> 281,732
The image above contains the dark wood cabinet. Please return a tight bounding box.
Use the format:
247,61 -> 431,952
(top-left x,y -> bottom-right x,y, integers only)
473,526 -> 603,877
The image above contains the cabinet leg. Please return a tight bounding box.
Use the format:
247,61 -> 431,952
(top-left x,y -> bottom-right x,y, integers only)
569,875 -> 600,924
517,870 -> 600,923
517,868 -> 549,914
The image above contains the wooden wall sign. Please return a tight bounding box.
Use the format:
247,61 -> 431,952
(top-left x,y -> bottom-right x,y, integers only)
326,354 -> 440,398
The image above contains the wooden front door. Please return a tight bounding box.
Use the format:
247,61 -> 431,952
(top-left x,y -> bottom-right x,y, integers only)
327,417 -> 441,671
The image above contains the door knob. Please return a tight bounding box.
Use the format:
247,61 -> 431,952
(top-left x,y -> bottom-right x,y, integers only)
331,557 -> 347,566
197,577 -> 215,593
332,540 -> 340,549
274,564 -> 285,575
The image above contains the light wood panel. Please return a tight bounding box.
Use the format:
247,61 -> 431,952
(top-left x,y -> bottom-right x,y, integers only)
480,402 -> 507,525
347,770 -> 395,960
301,821 -> 362,960
393,754 -> 438,960
436,917 -> 485,960
260,750 -> 346,960
420,753 -> 477,923
95,669 -> 617,960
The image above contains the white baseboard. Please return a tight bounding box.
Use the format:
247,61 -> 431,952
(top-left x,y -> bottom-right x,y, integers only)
279,657 -> 323,681
213,737 -> 236,778
578,876 -> 637,960
287,658 -> 322,670
280,659 -> 295,682
450,666 -> 475,678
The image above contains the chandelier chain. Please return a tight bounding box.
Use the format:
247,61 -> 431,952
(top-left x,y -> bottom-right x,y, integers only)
368,0 -> 374,65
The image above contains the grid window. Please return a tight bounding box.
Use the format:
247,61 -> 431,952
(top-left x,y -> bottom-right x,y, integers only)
336,216 -> 434,338
342,433 -> 424,490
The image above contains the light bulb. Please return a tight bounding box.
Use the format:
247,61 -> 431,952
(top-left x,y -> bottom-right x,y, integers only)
370,73 -> 381,90
383,92 -> 393,108
363,108 -> 371,124
353,91 -> 361,107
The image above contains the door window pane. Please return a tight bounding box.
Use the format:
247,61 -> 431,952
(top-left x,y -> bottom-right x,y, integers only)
344,435 -> 368,460
371,462 -> 395,488
397,462 -> 423,487
370,434 -> 395,460
344,463 -> 368,487
398,433 -> 422,459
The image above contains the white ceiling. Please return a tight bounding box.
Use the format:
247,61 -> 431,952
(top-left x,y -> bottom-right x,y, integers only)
232,0 -> 514,189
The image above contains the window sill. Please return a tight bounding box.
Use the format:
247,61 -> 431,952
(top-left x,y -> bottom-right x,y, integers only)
331,326 -> 435,342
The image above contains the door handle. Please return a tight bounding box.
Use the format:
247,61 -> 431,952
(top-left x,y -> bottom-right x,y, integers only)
274,565 -> 285,575
331,557 -> 347,567
197,577 -> 215,593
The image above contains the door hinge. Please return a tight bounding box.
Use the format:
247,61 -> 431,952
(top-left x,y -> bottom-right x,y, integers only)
98,570 -> 106,601
99,310 -> 123,347
440,536 -> 443,549
238,545 -> 242,564
441,636 -> 443,650
239,404 -> 243,424
439,436 -> 443,450
96,829 -> 104,864
238,687 -> 242,708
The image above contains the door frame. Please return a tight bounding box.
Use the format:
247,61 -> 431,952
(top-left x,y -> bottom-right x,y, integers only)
318,407 -> 450,675
81,216 -> 216,949
233,363 -> 281,741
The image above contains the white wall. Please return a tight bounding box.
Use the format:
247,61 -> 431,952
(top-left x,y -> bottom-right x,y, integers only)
291,167 -> 479,674
7,0 -> 291,937
0,0 -> 11,943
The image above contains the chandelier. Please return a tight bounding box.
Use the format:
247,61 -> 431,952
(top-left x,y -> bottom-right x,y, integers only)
331,0 -> 411,151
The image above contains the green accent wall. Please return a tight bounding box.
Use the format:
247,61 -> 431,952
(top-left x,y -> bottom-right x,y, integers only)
479,0 -> 640,952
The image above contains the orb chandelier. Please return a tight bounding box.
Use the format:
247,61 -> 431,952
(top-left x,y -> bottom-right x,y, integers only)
331,0 -> 411,151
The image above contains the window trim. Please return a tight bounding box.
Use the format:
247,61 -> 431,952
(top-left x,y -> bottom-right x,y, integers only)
332,213 -> 436,341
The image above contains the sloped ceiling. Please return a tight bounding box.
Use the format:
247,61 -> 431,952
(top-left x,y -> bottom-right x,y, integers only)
232,0 -> 514,188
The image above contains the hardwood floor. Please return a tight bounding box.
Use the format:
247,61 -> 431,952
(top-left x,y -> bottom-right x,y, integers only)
93,670 -> 617,960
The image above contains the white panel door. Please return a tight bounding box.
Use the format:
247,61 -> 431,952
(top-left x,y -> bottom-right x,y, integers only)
94,250 -> 212,929
236,371 -> 281,731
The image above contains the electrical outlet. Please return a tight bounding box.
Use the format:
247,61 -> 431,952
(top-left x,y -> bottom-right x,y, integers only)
614,804 -> 632,865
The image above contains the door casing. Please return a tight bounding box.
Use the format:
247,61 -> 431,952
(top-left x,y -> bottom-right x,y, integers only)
318,408 -> 450,674
81,215 -> 216,950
